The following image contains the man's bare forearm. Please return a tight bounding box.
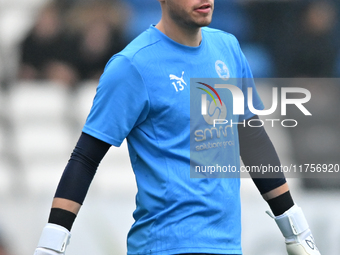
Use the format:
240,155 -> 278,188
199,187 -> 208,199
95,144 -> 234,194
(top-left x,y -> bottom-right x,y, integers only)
52,198 -> 81,215
262,182 -> 289,201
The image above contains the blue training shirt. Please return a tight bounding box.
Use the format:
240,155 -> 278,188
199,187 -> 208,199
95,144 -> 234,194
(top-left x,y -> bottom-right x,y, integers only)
83,25 -> 263,255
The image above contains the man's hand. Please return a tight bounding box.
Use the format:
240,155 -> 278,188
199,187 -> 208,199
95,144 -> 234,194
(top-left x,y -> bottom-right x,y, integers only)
34,223 -> 71,255
267,204 -> 321,255
286,234 -> 320,255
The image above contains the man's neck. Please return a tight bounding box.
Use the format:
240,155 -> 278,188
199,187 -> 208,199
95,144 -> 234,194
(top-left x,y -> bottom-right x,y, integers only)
155,20 -> 202,47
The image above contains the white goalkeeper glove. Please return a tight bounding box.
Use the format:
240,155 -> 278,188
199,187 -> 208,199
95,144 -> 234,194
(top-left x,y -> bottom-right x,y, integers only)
267,204 -> 321,255
34,223 -> 71,255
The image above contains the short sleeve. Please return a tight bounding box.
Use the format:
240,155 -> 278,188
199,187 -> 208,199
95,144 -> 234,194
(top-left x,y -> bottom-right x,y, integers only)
82,55 -> 150,146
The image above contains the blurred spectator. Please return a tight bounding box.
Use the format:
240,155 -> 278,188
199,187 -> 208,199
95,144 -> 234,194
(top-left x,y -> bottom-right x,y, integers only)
244,1 -> 302,77
18,0 -> 128,86
64,0 -> 128,81
284,1 -> 338,77
19,1 -> 79,86
245,1 -> 339,78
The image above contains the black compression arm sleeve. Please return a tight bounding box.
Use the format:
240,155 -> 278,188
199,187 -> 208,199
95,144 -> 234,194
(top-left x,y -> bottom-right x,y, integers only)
54,132 -> 111,204
238,115 -> 286,194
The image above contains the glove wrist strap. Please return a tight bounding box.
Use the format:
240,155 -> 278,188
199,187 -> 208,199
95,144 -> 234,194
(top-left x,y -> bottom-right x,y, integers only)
37,223 -> 71,252
274,204 -> 309,238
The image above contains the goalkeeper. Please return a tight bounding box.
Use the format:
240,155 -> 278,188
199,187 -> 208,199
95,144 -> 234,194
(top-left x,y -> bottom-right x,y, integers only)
34,0 -> 320,254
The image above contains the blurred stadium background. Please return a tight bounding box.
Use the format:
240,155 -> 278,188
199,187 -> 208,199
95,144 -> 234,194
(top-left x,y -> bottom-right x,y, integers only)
0,0 -> 339,254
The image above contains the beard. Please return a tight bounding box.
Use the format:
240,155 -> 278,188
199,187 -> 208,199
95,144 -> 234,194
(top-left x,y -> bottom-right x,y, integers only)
166,0 -> 213,30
